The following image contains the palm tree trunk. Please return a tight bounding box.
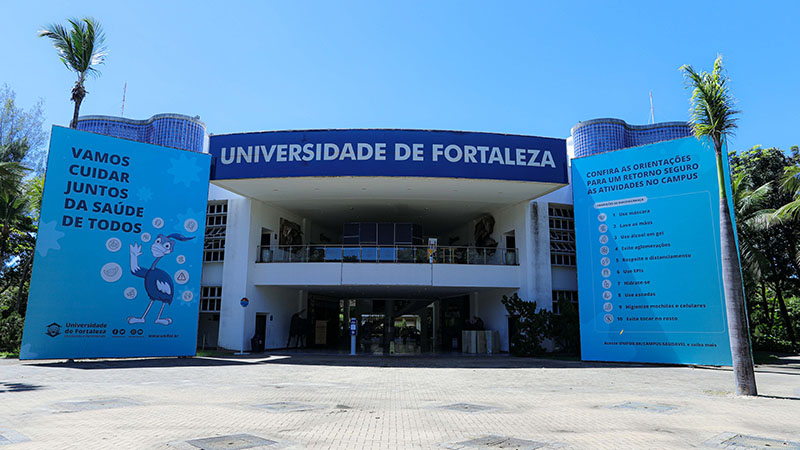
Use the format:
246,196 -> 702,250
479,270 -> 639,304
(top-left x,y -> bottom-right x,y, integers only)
717,150 -> 758,396
70,97 -> 82,129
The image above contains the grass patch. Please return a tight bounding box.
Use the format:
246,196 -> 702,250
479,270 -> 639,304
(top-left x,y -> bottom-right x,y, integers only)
1,351 -> 19,359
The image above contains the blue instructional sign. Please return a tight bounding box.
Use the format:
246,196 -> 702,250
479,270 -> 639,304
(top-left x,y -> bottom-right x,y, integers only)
572,137 -> 732,366
20,126 -> 211,359
208,129 -> 568,184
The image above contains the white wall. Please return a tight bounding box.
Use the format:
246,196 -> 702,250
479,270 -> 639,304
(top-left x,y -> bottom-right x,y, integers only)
216,197 -> 308,350
246,286 -> 303,350
217,197 -> 253,350
474,288 -> 517,352
208,184 -> 243,201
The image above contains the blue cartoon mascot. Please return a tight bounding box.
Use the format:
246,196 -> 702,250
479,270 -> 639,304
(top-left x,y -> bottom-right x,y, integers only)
128,233 -> 194,325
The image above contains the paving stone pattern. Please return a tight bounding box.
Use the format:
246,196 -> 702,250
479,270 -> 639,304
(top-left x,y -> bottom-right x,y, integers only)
0,354 -> 799,449
704,431 -> 800,449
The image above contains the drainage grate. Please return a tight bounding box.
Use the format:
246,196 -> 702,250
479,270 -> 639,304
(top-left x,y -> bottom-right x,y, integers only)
609,402 -> 677,413
253,402 -> 320,413
705,432 -> 800,449
54,397 -> 140,412
186,434 -> 277,450
448,435 -> 546,449
439,403 -> 496,413
0,429 -> 30,445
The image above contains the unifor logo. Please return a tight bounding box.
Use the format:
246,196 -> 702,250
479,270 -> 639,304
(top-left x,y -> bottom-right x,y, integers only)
45,322 -> 62,337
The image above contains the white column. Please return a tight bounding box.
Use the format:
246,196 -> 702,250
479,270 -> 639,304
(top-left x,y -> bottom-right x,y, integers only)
217,197 -> 253,350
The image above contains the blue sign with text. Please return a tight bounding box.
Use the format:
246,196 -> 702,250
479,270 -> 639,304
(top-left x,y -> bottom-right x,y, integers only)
20,126 -> 211,359
572,137 -> 732,366
209,129 -> 567,183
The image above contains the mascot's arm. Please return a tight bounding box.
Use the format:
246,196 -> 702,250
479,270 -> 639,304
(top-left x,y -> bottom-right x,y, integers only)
130,243 -> 147,278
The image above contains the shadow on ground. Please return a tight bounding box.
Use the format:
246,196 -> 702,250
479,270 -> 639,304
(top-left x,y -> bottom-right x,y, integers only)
25,352 -> 655,370
22,350 -> 800,373
0,381 -> 44,393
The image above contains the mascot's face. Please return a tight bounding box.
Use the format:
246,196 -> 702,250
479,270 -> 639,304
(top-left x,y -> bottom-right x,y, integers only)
151,234 -> 175,257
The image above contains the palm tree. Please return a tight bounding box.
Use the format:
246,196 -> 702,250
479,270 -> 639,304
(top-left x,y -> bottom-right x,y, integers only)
776,166 -> 800,219
680,55 -> 757,396
731,173 -> 771,283
39,17 -> 107,128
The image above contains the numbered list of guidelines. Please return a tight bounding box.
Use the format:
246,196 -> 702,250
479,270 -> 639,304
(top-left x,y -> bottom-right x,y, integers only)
572,137 -> 732,365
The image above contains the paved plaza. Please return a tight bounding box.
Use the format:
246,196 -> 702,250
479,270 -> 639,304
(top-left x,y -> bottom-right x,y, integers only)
1,353 -> 799,449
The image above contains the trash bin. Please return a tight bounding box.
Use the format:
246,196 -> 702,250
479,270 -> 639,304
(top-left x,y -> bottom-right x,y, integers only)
250,334 -> 265,353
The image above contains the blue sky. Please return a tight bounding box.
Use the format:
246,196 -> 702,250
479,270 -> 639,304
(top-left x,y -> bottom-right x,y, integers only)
2,1 -> 798,152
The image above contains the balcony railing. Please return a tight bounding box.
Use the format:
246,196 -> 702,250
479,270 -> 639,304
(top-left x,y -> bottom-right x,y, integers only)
257,245 -> 518,265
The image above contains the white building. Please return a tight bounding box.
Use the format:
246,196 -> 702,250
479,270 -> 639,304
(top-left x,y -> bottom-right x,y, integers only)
197,129 -> 578,354
76,115 -> 692,356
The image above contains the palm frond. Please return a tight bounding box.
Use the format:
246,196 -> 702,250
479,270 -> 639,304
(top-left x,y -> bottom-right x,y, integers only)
39,17 -> 106,80
0,161 -> 29,196
679,55 -> 740,153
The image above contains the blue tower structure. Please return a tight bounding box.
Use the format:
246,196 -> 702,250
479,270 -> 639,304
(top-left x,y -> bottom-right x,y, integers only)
75,113 -> 206,152
571,118 -> 692,158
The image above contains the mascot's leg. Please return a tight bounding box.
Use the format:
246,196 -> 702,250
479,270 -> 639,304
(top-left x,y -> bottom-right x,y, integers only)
154,302 -> 173,326
128,300 -> 153,324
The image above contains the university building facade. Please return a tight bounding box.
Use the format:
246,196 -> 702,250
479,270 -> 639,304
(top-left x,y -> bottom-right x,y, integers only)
76,115 -> 689,354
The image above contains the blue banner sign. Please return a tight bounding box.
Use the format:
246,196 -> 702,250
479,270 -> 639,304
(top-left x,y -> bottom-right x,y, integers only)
209,129 -> 567,183
572,137 -> 732,366
21,126 -> 211,359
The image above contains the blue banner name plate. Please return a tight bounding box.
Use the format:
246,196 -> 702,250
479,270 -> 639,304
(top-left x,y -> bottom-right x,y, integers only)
209,129 -> 568,183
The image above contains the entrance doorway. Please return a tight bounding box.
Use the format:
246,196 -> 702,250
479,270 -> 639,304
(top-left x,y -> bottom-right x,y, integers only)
253,312 -> 270,353
306,294 -> 470,354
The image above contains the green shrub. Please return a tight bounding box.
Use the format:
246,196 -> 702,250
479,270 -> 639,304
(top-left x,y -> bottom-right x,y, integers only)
502,293 -> 581,357
502,293 -> 550,356
0,312 -> 24,354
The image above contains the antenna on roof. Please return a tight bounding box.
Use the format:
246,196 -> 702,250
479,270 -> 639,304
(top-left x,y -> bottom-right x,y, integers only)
121,82 -> 127,117
649,90 -> 655,124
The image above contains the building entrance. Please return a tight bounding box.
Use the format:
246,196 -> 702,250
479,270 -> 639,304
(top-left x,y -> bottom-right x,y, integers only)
306,294 -> 471,354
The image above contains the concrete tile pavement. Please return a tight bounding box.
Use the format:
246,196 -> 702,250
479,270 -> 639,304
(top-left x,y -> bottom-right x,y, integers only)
0,354 -> 798,449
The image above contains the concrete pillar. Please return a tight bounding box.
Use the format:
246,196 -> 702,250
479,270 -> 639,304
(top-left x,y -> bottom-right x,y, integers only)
217,197 -> 253,351
530,200 -> 553,310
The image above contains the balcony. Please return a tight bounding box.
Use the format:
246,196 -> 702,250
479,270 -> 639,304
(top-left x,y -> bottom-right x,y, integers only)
257,245 -> 518,266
